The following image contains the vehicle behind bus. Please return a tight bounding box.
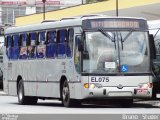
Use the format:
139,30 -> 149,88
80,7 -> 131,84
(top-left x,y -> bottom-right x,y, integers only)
148,20 -> 160,99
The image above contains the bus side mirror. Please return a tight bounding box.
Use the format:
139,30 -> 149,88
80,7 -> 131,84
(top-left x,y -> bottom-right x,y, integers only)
77,36 -> 83,51
149,34 -> 156,59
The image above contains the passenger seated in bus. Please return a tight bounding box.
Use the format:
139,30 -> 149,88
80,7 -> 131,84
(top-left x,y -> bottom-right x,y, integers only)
37,45 -> 46,58
19,47 -> 27,59
28,46 -> 35,58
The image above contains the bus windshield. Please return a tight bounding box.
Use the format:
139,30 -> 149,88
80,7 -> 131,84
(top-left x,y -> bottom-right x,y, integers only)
83,30 -> 150,74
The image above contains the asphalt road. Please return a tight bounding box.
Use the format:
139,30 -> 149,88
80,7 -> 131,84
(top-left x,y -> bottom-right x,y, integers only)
0,95 -> 160,114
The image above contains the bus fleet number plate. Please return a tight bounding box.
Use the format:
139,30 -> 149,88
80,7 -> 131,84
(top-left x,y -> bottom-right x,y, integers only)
90,76 -> 109,82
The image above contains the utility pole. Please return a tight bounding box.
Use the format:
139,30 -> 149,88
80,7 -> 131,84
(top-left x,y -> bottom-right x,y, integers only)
116,0 -> 118,16
42,0 -> 46,20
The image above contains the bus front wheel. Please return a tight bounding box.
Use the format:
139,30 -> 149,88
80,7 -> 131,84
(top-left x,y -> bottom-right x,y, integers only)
61,80 -> 81,107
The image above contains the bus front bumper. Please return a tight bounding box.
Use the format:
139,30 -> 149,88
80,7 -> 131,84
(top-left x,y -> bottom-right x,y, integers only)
81,86 -> 152,99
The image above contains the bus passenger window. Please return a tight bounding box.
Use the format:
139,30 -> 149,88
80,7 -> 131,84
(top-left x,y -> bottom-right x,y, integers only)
66,29 -> 74,57
12,35 -> 19,59
18,35 -> 22,47
57,29 -> 67,58
46,31 -> 56,58
28,33 -> 36,59
19,34 -> 27,59
37,31 -> 46,58
6,35 -> 12,59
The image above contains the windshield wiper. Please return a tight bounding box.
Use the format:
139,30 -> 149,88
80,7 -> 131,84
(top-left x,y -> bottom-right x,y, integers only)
98,28 -> 115,42
98,28 -> 116,49
119,33 -> 123,50
118,29 -> 135,50
122,29 -> 134,42
154,28 -> 160,39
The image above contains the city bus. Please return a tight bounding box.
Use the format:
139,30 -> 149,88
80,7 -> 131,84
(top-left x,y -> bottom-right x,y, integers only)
3,15 -> 155,107
148,20 -> 160,98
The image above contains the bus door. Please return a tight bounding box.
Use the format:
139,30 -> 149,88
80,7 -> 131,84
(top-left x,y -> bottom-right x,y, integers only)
73,27 -> 82,77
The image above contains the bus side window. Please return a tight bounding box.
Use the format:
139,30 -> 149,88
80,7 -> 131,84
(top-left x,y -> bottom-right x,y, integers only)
19,34 -> 27,59
46,31 -> 56,58
57,29 -> 67,58
6,35 -> 12,59
66,28 -> 74,57
37,31 -> 46,59
12,35 -> 19,59
28,33 -> 37,59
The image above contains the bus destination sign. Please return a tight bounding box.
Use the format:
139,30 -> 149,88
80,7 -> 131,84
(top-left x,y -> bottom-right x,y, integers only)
91,21 -> 139,29
82,18 -> 147,30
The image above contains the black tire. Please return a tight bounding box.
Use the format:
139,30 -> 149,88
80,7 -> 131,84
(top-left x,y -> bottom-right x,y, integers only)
61,80 -> 81,107
17,80 -> 38,105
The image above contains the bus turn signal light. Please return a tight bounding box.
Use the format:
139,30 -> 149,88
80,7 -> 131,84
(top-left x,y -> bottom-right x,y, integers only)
84,83 -> 89,89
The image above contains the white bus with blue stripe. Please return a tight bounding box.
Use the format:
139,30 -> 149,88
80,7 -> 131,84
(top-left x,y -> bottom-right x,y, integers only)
3,15 -> 155,107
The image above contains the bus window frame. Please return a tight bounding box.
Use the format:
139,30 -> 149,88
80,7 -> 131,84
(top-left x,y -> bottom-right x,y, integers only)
19,33 -> 28,60
57,29 -> 68,58
27,32 -> 37,59
37,31 -> 46,59
46,30 -> 57,59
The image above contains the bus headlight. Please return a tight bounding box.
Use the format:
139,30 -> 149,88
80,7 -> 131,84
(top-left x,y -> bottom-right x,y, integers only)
138,83 -> 152,89
84,83 -> 102,89
94,83 -> 103,88
90,84 -> 95,89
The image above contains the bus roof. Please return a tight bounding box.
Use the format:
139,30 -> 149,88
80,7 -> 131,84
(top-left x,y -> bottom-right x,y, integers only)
5,15 -> 147,35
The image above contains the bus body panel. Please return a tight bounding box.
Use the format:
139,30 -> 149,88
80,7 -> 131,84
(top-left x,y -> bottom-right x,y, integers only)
80,76 -> 152,99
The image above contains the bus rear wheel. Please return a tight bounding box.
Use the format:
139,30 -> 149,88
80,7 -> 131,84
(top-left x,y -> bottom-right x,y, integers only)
17,80 -> 38,105
61,80 -> 81,107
